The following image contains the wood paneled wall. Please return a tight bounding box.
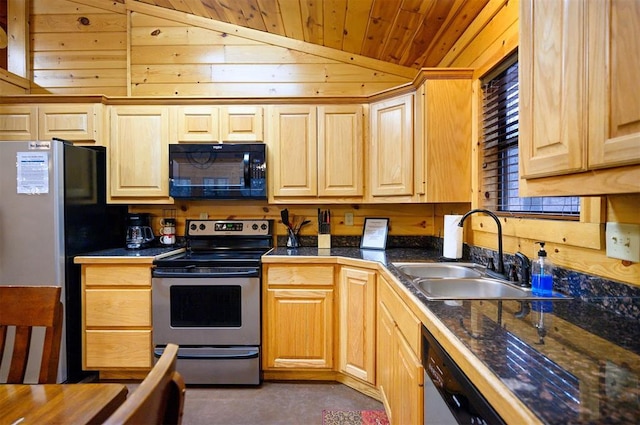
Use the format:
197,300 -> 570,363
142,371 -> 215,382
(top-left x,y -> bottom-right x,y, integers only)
131,203 -> 471,244
30,0 -> 128,95
27,0 -> 413,97
128,13 -> 411,97
439,0 -> 640,287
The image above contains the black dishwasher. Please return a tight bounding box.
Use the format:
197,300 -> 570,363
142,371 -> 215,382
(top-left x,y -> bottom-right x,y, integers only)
422,325 -> 505,425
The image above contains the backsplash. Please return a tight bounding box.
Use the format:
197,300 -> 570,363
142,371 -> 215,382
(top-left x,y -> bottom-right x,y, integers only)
469,245 -> 640,321
277,235 -> 640,321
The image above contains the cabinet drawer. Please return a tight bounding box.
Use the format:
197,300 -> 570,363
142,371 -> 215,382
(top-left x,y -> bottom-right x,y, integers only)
266,265 -> 334,286
379,275 -> 421,355
85,330 -> 152,368
85,289 -> 151,327
84,265 -> 151,287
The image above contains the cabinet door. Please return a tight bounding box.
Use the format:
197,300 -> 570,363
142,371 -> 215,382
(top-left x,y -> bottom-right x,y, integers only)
376,296 -> 395,422
394,327 -> 424,425
175,105 -> 219,142
270,105 -> 318,197
377,275 -> 423,425
38,104 -> 99,143
369,94 -> 414,198
0,105 -> 37,140
221,106 -> 263,142
109,106 -> 170,200
421,79 -> 472,202
339,266 -> 375,383
318,105 -> 364,197
264,288 -> 333,369
587,0 -> 640,168
519,0 -> 586,178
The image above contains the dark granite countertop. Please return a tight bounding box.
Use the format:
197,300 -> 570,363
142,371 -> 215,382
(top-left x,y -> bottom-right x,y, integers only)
75,245 -> 184,259
266,247 -> 640,424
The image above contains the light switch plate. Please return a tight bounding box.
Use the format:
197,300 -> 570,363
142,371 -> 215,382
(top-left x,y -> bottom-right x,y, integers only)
606,222 -> 640,262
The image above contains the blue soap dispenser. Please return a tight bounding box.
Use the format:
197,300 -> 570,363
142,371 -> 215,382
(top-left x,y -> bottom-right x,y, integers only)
531,242 -> 554,296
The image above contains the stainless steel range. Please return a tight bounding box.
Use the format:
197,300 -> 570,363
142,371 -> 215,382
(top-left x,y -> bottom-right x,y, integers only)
152,219 -> 273,385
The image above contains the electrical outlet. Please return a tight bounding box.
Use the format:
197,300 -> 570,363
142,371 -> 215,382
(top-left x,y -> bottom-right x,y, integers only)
345,212 -> 354,226
199,212 -> 209,219
606,222 -> 640,262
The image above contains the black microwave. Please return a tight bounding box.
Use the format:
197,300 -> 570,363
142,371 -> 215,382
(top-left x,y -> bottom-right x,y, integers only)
169,143 -> 267,200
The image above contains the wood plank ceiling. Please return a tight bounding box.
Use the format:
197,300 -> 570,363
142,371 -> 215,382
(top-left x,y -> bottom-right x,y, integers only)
120,0 -> 490,69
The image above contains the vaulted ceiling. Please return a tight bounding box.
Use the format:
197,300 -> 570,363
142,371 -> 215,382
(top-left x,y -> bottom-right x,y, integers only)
115,0 -> 490,69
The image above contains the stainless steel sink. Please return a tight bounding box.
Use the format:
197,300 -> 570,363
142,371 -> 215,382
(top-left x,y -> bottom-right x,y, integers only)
392,262 -> 485,279
413,277 -> 531,300
412,277 -> 571,300
393,262 -> 569,300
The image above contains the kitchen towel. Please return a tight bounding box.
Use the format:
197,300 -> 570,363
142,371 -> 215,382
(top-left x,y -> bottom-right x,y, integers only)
443,214 -> 463,259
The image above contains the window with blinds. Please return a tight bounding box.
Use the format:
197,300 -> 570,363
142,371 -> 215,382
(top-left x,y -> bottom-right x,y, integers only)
481,57 -> 580,219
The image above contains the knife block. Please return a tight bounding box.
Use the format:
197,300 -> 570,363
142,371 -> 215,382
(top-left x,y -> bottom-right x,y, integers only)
318,234 -> 331,249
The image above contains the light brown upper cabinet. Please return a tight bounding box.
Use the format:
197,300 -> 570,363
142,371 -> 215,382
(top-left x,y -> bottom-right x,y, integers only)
108,106 -> 171,203
270,105 -> 318,198
369,94 -> 415,202
174,106 -> 220,143
0,105 -> 36,141
173,105 -> 263,143
586,0 -> 639,169
317,105 -> 364,197
269,104 -> 364,202
519,0 -> 640,195
221,106 -> 264,142
0,104 -> 101,144
415,73 -> 472,203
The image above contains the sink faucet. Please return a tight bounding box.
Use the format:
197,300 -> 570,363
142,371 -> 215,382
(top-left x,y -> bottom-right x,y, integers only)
514,252 -> 531,288
458,209 -> 506,280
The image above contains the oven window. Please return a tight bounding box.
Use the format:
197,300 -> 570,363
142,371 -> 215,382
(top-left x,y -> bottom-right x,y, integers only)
170,285 -> 242,327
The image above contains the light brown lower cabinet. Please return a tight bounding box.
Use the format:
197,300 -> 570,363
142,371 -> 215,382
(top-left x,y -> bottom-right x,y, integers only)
81,263 -> 153,377
263,265 -> 335,370
339,266 -> 376,384
377,274 -> 424,425
262,262 -> 424,423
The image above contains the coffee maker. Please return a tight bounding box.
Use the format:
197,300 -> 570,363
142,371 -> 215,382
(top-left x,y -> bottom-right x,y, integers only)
126,213 -> 155,249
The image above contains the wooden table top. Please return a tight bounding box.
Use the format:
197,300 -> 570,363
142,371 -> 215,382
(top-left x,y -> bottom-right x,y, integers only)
0,383 -> 128,425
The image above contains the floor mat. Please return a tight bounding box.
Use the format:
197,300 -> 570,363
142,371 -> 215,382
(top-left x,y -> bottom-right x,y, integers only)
322,409 -> 389,425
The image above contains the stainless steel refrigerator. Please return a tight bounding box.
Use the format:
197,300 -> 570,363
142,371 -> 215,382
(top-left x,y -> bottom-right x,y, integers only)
0,139 -> 127,383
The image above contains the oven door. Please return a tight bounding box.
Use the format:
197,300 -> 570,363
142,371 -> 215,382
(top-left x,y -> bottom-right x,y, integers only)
152,274 -> 260,346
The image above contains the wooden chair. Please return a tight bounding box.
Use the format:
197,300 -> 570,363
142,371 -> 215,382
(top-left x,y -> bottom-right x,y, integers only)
103,343 -> 186,425
0,285 -> 63,384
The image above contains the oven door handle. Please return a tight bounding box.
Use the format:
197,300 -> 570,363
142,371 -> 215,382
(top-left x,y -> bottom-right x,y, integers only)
155,346 -> 259,360
152,269 -> 260,278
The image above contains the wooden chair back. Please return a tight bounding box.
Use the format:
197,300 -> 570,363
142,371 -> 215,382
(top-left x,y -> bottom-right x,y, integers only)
103,343 -> 186,425
0,285 -> 63,384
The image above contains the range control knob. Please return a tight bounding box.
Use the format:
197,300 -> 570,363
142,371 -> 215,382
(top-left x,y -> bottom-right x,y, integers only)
261,223 -> 268,230
190,223 -> 197,231
252,223 -> 259,230
199,223 -> 206,230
